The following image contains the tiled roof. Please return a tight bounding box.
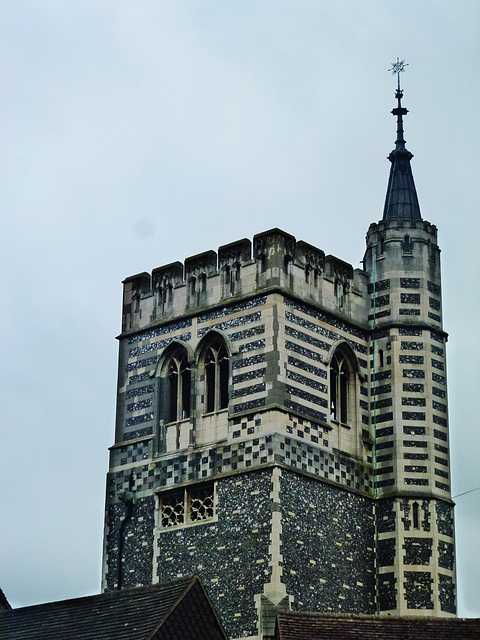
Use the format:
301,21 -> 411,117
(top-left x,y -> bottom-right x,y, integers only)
276,611 -> 480,640
0,590 -> 10,612
0,576 -> 227,640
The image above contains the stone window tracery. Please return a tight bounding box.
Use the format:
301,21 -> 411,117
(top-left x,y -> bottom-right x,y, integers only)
160,490 -> 185,527
161,346 -> 191,424
329,347 -> 357,428
159,483 -> 215,529
330,352 -> 349,423
203,338 -> 229,413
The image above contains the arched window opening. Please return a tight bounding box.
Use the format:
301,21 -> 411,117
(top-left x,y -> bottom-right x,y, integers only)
412,502 -> 420,529
166,351 -> 191,422
219,348 -> 229,408
203,341 -> 229,413
305,265 -> 310,283
168,362 -> 178,422
205,349 -> 216,413
199,273 -> 207,292
330,351 -> 351,424
403,234 -> 412,253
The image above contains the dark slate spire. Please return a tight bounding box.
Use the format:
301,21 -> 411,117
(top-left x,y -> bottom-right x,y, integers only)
382,60 -> 421,221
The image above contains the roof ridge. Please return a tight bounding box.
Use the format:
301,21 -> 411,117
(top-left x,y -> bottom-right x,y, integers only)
277,610 -> 480,623
1,575 -> 196,614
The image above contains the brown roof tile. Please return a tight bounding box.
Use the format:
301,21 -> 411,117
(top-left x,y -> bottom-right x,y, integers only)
276,611 -> 480,640
0,576 -> 227,640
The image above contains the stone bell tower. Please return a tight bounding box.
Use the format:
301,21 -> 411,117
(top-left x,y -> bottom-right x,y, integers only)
102,68 -> 455,640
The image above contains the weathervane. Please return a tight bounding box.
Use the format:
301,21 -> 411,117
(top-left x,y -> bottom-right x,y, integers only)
389,58 -> 408,91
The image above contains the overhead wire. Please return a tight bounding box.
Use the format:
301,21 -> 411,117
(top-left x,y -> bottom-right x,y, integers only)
452,486 -> 480,500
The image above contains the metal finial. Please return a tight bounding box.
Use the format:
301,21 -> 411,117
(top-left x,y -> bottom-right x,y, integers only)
388,58 -> 408,91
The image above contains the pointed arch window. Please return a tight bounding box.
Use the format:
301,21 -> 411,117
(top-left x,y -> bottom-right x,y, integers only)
329,348 -> 357,426
330,352 -> 350,423
165,350 -> 191,422
203,340 -> 229,413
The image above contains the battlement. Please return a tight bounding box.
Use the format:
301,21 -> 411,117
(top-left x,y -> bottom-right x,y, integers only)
121,228 -> 369,334
364,218 -> 439,268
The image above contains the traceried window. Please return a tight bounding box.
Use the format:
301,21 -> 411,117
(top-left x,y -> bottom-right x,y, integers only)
330,352 -> 349,423
204,340 -> 229,413
165,349 -> 191,422
159,484 -> 215,529
160,490 -> 184,527
329,348 -> 357,426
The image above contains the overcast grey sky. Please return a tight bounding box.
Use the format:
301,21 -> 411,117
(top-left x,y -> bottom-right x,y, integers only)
1,0 -> 479,618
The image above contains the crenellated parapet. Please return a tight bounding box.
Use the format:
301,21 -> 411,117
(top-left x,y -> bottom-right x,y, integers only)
121,228 -> 369,335
365,219 -> 439,274
364,218 -> 443,332
218,238 -> 252,299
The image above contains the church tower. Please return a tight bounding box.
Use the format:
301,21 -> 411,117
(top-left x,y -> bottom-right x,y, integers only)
363,65 -> 455,615
102,72 -> 455,639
